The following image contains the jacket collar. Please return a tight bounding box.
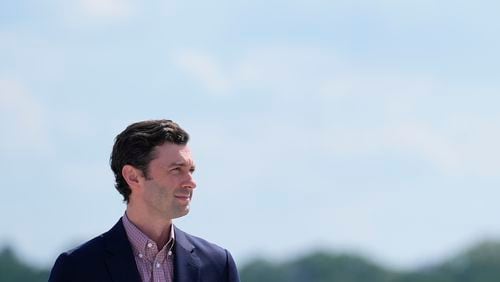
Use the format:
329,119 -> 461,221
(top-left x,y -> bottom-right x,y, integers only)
104,219 -> 142,282
173,225 -> 200,282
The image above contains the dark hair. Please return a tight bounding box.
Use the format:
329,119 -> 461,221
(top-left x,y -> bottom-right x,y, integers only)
110,119 -> 189,202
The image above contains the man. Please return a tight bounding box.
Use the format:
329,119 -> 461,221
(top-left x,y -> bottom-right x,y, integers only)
49,119 -> 240,282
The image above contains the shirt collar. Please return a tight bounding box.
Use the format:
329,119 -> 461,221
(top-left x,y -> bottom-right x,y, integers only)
122,212 -> 175,258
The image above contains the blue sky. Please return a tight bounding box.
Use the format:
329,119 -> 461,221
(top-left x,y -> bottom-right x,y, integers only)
1,0 -> 500,270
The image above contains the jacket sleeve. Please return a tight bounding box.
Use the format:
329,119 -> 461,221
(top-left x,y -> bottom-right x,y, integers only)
48,253 -> 71,282
225,249 -> 241,282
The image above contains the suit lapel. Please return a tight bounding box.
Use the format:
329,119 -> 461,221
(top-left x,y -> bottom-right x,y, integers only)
104,219 -> 142,282
174,226 -> 200,282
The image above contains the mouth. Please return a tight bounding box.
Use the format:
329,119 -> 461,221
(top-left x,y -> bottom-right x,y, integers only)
174,194 -> 191,203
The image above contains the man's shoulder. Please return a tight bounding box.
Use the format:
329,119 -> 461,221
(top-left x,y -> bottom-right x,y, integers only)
174,226 -> 240,281
49,219 -> 129,281
63,232 -> 107,259
176,227 -> 226,252
54,219 -> 125,262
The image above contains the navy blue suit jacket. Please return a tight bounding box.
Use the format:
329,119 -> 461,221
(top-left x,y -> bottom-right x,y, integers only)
49,219 -> 240,282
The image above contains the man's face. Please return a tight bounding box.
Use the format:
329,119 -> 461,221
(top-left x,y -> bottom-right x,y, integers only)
140,143 -> 197,220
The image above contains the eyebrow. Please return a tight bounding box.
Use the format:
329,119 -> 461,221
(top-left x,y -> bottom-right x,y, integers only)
169,161 -> 195,168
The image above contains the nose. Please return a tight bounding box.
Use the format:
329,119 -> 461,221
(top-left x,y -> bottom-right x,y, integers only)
182,173 -> 197,189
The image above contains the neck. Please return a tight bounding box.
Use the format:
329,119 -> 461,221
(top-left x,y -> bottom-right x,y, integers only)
126,205 -> 172,248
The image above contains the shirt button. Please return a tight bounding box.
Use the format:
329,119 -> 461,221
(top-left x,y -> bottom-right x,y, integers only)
168,251 -> 172,256
147,243 -> 153,248
156,263 -> 161,268
138,253 -> 143,258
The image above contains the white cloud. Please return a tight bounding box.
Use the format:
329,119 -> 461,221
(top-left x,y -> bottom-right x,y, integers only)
173,50 -> 231,94
451,120 -> 500,176
172,46 -> 339,96
174,46 -> 500,177
172,46 -> 434,101
319,72 -> 437,98
0,79 -> 51,153
321,123 -> 461,173
79,0 -> 134,19
234,46 -> 337,92
60,0 -> 137,24
319,115 -> 500,177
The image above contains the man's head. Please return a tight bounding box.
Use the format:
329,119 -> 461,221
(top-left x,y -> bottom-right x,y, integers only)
110,119 -> 190,203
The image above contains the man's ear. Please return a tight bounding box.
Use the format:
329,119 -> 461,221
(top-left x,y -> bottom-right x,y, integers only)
122,165 -> 142,191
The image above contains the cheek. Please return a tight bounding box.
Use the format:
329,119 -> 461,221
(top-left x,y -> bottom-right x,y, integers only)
156,178 -> 178,193
163,175 -> 182,187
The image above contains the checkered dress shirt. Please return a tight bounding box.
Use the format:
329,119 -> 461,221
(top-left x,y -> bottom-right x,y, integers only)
122,214 -> 175,282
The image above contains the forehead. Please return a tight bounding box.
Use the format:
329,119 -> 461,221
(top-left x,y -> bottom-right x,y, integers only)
151,143 -> 194,165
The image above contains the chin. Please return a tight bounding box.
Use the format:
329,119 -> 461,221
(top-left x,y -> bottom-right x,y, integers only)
172,209 -> 190,219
